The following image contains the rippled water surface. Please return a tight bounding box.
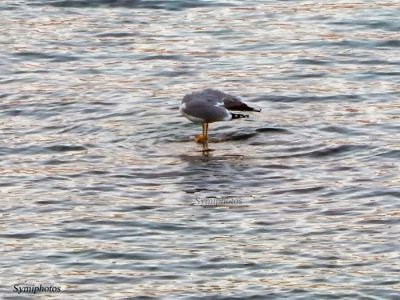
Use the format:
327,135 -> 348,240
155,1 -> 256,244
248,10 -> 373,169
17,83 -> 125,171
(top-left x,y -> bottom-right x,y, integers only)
1,0 -> 400,299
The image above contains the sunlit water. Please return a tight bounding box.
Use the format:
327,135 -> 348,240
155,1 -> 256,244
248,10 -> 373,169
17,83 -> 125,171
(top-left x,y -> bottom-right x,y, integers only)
1,0 -> 399,299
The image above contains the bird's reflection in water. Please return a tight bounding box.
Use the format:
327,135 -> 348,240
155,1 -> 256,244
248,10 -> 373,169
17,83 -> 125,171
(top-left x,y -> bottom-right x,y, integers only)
182,142 -> 245,163
200,141 -> 212,161
178,143 -> 246,197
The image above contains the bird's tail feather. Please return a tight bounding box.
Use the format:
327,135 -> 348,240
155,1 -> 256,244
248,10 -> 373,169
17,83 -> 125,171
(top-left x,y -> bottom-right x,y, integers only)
231,113 -> 249,119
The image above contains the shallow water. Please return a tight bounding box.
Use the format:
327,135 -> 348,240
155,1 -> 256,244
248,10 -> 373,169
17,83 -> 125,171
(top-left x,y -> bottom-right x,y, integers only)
1,0 -> 400,299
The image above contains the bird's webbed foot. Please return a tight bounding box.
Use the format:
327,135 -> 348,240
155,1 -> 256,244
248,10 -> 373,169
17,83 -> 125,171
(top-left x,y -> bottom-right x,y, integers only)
194,134 -> 207,144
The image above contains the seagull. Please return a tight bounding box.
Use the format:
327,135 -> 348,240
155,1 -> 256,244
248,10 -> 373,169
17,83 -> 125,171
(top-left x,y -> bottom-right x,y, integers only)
180,88 -> 261,143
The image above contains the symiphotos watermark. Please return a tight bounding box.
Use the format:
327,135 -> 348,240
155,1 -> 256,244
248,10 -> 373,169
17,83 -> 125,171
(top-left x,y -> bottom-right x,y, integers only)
13,283 -> 61,294
194,196 -> 247,207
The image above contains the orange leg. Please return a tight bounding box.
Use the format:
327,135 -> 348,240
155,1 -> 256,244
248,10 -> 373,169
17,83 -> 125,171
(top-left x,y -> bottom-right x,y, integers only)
194,123 -> 208,144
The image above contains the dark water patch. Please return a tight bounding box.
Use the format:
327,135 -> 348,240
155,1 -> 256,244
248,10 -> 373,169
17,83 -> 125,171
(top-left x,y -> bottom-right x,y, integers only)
61,228 -> 90,235
112,174 -> 136,179
112,205 -> 158,212
321,208 -> 353,216
375,280 -> 400,286
36,199 -> 63,205
153,275 -> 182,280
290,72 -> 326,79
91,101 -> 117,106
358,217 -> 399,225
271,186 -> 324,195
255,127 -> 290,134
96,32 -> 134,38
0,145 -> 46,156
195,261 -> 257,271
131,205 -> 158,210
370,71 -> 400,77
0,182 -> 16,187
84,170 -> 110,175
294,58 -> 332,65
47,145 -> 87,152
363,21 -> 400,32
141,54 -> 184,61
301,38 -> 400,50
42,159 -> 70,165
352,59 -> 400,66
357,216 -> 400,225
294,39 -> 373,49
350,190 -> 400,200
331,19 -> 400,31
2,109 -> 22,116
13,51 -> 79,62
254,220 -> 288,226
14,69 -> 49,74
41,125 -> 66,131
0,78 -> 21,85
91,250 -> 165,261
0,233 -> 38,239
59,124 -> 96,134
310,292 -> 362,299
376,150 -> 400,158
81,184 -> 116,191
154,70 -> 192,77
31,0 -> 231,10
33,176 -> 70,183
376,39 -> 400,48
259,164 -> 292,170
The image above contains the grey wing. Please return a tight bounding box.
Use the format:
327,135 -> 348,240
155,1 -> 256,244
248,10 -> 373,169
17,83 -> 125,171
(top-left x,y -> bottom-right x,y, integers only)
186,88 -> 227,105
194,89 -> 261,112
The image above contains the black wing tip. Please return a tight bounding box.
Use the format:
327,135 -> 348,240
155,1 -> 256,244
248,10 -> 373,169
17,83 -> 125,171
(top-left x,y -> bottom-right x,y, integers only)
231,113 -> 249,119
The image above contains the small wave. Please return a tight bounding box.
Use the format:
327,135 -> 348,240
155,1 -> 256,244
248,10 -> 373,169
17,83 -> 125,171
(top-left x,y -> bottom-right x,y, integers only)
308,144 -> 367,158
222,132 -> 257,141
255,127 -> 290,134
320,125 -> 365,136
271,144 -> 370,160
